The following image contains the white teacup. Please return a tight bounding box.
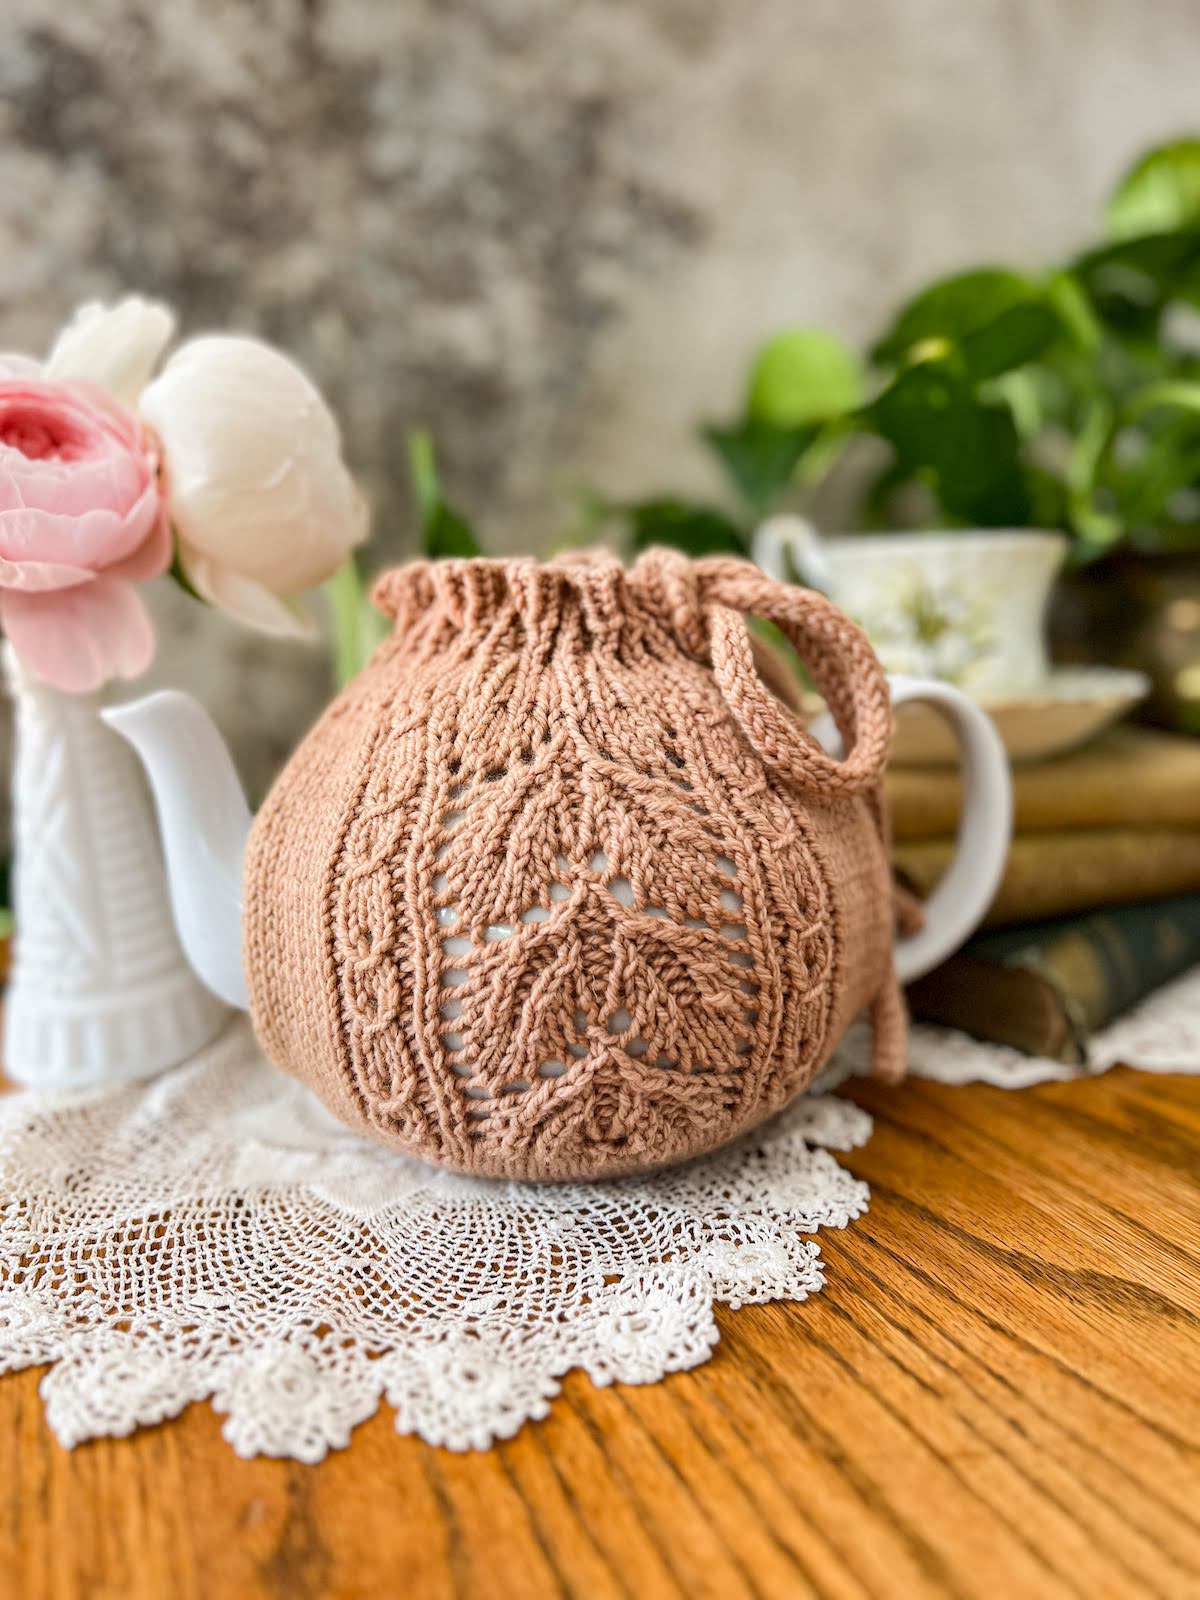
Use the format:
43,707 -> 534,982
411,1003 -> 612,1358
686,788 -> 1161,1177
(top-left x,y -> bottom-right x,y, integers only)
753,519 -> 1068,698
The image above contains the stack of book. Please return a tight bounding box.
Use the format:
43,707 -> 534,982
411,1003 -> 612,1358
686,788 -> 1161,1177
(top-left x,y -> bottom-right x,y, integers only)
888,726 -> 1200,1063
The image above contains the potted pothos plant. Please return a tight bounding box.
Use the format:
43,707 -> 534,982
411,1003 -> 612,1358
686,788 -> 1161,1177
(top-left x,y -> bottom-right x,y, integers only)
333,138 -> 1200,730
595,137 -> 1200,732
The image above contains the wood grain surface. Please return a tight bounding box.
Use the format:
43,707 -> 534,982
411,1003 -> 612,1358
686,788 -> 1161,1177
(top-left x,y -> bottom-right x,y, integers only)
3,1066 -> 1198,1600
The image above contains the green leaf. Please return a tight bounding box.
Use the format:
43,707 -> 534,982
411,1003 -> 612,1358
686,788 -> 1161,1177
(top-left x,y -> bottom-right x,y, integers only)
958,300 -> 1061,380
325,554 -> 390,688
168,546 -> 202,603
1106,139 -> 1200,240
872,269 -> 1042,366
1045,271 -> 1103,352
1064,400 -> 1123,550
1122,378 -> 1200,422
703,419 -> 814,514
984,368 -> 1045,439
1074,229 -> 1200,329
408,429 -> 482,558
423,501 -> 482,559
867,362 -> 1031,526
623,498 -> 749,557
746,328 -> 863,428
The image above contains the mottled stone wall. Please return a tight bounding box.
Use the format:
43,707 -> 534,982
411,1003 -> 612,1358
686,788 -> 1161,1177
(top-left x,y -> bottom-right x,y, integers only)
1,0 -> 1199,798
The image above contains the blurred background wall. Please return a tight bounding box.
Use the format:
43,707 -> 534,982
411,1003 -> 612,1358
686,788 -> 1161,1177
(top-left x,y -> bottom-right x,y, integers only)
2,0 -> 1199,796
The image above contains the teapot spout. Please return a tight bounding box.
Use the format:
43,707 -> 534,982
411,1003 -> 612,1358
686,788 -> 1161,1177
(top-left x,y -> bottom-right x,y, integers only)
102,691 -> 251,1011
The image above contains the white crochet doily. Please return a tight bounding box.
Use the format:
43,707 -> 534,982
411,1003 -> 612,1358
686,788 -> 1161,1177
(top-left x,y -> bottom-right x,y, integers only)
2,963 -> 1197,1461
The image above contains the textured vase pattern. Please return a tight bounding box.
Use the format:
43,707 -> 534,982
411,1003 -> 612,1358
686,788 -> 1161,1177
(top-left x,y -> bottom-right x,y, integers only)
4,651 -> 228,1087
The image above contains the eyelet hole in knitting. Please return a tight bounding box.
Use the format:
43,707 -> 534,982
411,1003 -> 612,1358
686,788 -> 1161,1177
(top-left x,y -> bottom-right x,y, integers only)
422,757 -> 773,1142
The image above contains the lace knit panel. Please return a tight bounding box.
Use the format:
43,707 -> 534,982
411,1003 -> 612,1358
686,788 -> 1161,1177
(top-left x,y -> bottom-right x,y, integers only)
246,553 -> 900,1181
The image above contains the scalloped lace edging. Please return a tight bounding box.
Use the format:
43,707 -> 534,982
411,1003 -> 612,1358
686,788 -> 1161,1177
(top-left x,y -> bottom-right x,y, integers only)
4,964 -> 1196,1459
0,1021 -> 869,1459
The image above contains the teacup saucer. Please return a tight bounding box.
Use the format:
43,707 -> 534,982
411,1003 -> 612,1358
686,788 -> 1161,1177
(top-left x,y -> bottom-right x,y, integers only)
887,666 -> 1151,766
800,666 -> 1150,767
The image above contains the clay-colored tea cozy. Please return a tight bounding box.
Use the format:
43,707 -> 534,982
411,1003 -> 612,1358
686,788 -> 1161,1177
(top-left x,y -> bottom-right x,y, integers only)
244,550 -> 904,1180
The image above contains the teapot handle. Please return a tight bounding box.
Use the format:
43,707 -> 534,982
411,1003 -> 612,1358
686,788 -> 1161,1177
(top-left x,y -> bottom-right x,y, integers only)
751,515 -> 834,593
801,676 -> 1010,980
887,677 -> 1012,982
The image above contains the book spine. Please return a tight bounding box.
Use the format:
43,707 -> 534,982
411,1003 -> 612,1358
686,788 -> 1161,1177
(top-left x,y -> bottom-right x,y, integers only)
970,894 -> 1200,1036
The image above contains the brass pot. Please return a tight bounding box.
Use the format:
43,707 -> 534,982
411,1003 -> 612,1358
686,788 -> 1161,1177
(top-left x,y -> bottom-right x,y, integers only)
1050,552 -> 1200,736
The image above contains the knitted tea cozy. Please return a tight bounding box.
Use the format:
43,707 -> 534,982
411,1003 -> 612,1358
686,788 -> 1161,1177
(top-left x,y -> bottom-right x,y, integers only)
243,550 -> 905,1180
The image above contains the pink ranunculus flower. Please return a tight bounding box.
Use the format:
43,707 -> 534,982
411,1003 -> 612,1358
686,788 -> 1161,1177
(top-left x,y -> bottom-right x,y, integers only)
0,375 -> 170,692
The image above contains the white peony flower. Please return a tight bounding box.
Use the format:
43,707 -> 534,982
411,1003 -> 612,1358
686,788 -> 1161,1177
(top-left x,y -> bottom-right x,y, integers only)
46,295 -> 176,406
139,335 -> 369,636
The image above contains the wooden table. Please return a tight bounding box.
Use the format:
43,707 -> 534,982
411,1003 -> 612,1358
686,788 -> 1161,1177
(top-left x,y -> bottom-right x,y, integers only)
3,1066 -> 1198,1600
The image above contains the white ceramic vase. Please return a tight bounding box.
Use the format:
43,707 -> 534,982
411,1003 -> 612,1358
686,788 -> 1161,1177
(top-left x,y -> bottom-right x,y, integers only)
3,648 -> 230,1088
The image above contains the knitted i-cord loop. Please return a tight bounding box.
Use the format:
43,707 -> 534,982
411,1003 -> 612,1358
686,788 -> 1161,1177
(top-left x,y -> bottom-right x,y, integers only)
694,559 -> 893,797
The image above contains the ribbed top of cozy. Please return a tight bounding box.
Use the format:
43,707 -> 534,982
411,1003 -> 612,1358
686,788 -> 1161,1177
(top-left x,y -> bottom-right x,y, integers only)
243,549 -> 905,1180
